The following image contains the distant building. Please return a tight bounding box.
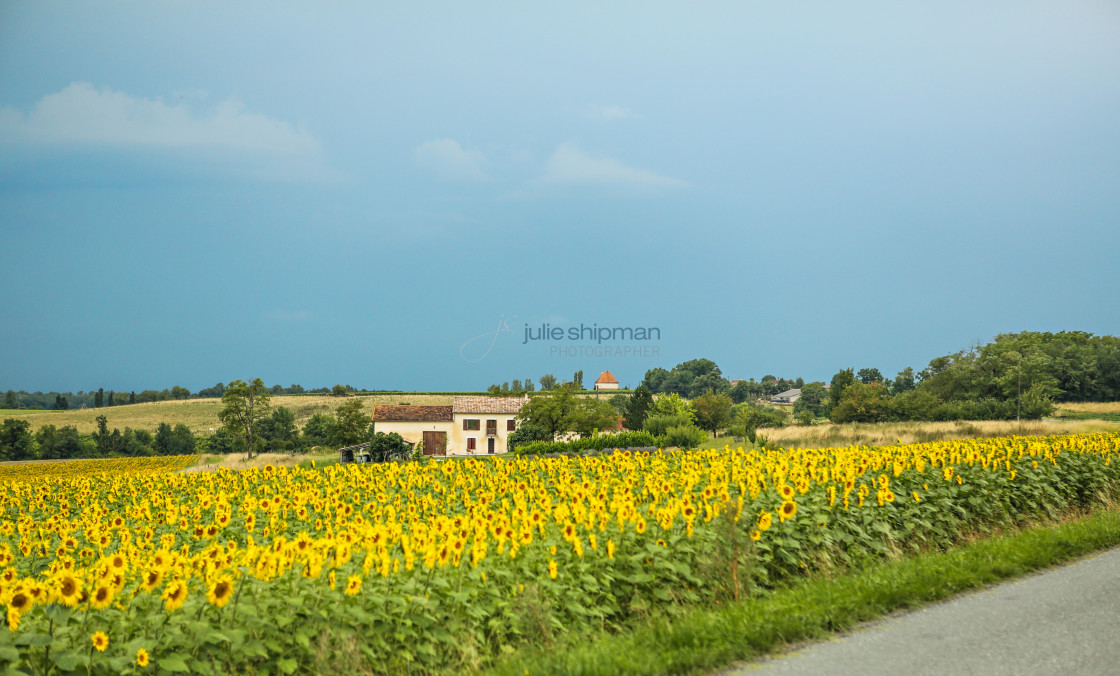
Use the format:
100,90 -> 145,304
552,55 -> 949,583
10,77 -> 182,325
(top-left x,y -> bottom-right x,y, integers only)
770,388 -> 802,404
371,396 -> 528,456
593,371 -> 620,391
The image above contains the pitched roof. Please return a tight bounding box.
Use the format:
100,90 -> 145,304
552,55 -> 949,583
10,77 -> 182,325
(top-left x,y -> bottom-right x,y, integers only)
371,405 -> 453,422
452,396 -> 528,414
595,371 -> 618,384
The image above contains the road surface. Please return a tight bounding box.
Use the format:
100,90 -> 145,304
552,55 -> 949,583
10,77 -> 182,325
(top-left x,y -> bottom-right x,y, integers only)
730,546 -> 1120,676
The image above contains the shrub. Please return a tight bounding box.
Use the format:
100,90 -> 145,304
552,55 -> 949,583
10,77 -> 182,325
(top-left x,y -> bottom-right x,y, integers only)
663,425 -> 706,450
514,430 -> 661,456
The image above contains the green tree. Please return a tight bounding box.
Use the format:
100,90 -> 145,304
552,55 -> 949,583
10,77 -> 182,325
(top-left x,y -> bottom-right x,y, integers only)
170,385 -> 191,400
332,384 -> 348,397
573,371 -> 584,389
623,385 -> 654,431
507,422 -> 552,452
302,413 -> 337,448
54,394 -> 69,410
94,388 -> 104,408
37,425 -> 85,460
538,374 -> 557,391
567,397 -> 619,437
692,391 -> 733,436
793,382 -> 829,418
643,413 -> 695,437
4,391 -> 17,409
829,382 -> 891,423
259,406 -> 298,452
647,392 -> 695,421
0,419 -> 34,460
217,378 -> 272,458
368,431 -> 412,462
856,368 -> 884,385
332,399 -> 368,447
829,368 -> 855,411
892,367 -> 916,394
107,391 -> 115,407
516,386 -> 615,438
93,415 -> 112,456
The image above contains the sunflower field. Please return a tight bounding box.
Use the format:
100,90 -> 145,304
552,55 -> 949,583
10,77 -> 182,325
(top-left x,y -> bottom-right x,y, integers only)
1,432 -> 1119,674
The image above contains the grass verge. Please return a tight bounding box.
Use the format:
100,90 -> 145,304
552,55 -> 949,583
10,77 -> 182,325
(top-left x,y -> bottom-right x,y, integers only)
485,506 -> 1120,676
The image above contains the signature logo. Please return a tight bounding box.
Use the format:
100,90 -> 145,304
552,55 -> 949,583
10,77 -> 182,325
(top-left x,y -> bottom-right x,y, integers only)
459,315 -> 517,363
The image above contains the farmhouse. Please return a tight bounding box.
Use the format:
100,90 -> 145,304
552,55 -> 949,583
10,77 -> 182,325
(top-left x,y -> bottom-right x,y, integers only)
770,388 -> 802,404
593,371 -> 620,391
370,396 -> 528,456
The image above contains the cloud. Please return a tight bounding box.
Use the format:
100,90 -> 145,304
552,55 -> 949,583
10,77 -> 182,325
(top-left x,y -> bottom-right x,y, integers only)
0,82 -> 335,180
538,142 -> 686,188
584,104 -> 635,121
414,138 -> 490,182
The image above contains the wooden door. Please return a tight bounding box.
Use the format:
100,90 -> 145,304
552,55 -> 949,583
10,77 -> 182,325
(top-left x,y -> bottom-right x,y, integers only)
487,437 -> 495,455
423,431 -> 446,456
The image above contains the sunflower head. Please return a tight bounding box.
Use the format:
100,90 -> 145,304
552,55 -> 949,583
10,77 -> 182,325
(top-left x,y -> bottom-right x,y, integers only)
136,648 -> 150,667
91,631 -> 109,652
206,576 -> 234,608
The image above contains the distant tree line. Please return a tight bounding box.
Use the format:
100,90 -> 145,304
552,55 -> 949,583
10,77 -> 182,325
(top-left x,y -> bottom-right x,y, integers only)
1,383 -> 375,411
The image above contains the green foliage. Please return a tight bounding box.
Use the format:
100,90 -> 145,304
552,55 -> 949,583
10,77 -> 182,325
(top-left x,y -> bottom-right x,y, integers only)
301,413 -> 337,448
35,425 -> 87,459
692,392 -> 733,435
217,378 -> 272,458
623,385 -> 654,431
154,422 -> 196,455
856,367 -> 884,385
258,406 -> 298,452
0,419 -> 34,460
507,422 -> 552,452
368,431 -> 411,462
643,359 -> 729,398
647,393 -> 695,421
490,506 -> 1120,676
538,374 -> 557,390
663,425 -> 706,449
518,387 -> 619,438
828,382 -> 892,423
792,382 -> 828,419
514,430 -> 661,455
828,368 -> 855,411
331,399 -> 368,447
643,413 -> 695,438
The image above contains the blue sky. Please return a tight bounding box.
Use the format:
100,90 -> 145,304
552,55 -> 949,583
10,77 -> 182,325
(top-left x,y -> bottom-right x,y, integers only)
2,1 -> 1118,392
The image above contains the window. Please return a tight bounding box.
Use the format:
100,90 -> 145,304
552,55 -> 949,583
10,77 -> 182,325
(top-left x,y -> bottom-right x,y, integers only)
506,419 -> 516,432
486,419 -> 497,435
463,418 -> 480,431
467,438 -> 476,451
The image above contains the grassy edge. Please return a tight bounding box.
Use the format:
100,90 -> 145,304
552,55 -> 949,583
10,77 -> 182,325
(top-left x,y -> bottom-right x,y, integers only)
484,507 -> 1120,676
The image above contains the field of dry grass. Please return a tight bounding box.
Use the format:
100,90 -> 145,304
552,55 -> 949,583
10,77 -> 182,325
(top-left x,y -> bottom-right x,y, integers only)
1054,401 -> 1120,415
181,451 -> 338,473
702,418 -> 1118,451
0,394 -> 455,435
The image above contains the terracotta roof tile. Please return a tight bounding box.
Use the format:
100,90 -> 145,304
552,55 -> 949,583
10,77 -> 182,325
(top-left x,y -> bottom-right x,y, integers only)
595,371 -> 619,384
452,396 -> 528,414
371,405 -> 453,422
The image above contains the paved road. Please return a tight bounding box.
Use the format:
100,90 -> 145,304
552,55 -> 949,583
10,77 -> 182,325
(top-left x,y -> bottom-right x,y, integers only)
731,546 -> 1120,676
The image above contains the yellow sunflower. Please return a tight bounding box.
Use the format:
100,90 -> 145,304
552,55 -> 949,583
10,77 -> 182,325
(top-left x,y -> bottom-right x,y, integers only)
91,631 -> 109,652
136,648 -> 150,667
161,579 -> 188,611
206,575 -> 234,608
